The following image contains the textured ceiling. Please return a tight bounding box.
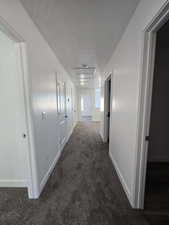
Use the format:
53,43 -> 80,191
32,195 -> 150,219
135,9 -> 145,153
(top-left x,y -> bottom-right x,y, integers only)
20,0 -> 140,86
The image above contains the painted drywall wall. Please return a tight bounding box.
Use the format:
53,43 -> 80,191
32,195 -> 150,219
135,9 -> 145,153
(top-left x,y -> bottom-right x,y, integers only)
102,0 -> 168,206
0,30 -> 28,186
0,0 -> 76,195
148,24 -> 169,162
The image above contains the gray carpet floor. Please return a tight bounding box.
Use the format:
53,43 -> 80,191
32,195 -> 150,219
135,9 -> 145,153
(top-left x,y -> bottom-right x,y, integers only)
0,122 -> 169,225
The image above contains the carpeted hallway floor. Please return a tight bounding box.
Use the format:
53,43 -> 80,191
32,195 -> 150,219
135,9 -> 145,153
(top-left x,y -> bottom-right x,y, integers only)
0,122 -> 169,225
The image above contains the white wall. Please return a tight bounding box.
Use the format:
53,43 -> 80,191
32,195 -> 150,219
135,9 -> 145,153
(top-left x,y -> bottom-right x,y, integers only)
0,0 -> 76,196
102,0 -> 168,207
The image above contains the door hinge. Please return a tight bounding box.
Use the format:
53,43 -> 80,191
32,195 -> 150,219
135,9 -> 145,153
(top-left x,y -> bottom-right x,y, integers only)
107,112 -> 110,118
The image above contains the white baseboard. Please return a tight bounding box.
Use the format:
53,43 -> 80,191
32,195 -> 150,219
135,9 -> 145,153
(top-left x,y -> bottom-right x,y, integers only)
109,151 -> 133,207
39,148 -> 61,194
60,124 -> 75,152
67,123 -> 76,142
39,123 -> 76,196
64,121 -> 77,147
99,130 -> 104,141
0,179 -> 27,187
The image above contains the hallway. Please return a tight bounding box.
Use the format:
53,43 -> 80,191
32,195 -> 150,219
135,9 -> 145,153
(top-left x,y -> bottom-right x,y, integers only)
0,122 -> 168,225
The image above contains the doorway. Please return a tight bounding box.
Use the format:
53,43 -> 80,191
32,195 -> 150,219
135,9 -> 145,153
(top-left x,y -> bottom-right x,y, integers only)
0,22 -> 37,199
144,18 -> 169,211
135,2 -> 169,209
104,75 -> 112,143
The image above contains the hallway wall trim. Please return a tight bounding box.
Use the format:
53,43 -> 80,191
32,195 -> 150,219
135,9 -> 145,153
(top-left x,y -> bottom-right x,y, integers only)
39,146 -> 61,195
66,122 -> 77,144
39,122 -> 76,196
0,180 -> 27,188
109,151 -> 133,206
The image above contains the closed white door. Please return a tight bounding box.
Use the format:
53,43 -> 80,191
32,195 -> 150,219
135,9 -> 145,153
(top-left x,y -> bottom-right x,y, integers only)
81,94 -> 92,117
0,31 -> 29,186
66,85 -> 73,134
57,80 -> 67,149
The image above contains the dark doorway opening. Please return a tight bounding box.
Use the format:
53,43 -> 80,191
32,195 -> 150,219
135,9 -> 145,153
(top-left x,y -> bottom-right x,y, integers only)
107,78 -> 111,143
145,18 -> 169,211
104,75 -> 111,143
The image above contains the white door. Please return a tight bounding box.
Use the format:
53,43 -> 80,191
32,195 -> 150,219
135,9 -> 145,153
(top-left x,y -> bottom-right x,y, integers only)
66,85 -> 73,134
57,80 -> 67,150
0,31 -> 29,186
81,94 -> 92,118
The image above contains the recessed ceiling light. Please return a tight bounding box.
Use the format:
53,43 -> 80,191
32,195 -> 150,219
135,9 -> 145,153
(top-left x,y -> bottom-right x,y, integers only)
80,80 -> 88,83
79,78 -> 88,81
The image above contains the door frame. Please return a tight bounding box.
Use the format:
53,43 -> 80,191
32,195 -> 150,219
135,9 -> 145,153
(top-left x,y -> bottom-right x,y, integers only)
0,17 -> 39,199
57,79 -> 67,150
134,1 -> 169,209
103,74 -> 112,143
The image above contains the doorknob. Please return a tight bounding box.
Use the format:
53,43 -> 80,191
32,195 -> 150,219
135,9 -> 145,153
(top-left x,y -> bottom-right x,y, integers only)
65,115 -> 68,118
145,136 -> 149,141
22,133 -> 27,138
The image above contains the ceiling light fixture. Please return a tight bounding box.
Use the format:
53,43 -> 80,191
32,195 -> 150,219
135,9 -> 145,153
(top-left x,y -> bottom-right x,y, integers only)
80,74 -> 85,78
79,78 -> 88,81
80,79 -> 88,82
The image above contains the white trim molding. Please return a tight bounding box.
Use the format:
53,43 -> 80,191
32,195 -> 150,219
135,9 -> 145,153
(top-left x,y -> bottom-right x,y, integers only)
39,123 -> 76,196
0,180 -> 28,187
39,147 -> 61,194
109,151 -> 133,207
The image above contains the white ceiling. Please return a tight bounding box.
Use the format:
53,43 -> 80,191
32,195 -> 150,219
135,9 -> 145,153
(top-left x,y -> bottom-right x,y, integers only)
20,0 -> 140,87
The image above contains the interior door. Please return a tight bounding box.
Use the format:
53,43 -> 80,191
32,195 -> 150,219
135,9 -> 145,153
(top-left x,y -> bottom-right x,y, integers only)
57,80 -> 67,149
147,28 -> 169,162
66,85 -> 73,134
70,87 -> 74,127
107,79 -> 111,142
81,93 -> 92,118
0,31 -> 29,185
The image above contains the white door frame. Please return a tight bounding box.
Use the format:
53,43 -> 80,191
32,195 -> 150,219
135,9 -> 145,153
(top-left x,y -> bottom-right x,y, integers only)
0,17 -> 39,199
103,74 -> 112,143
134,2 -> 169,209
